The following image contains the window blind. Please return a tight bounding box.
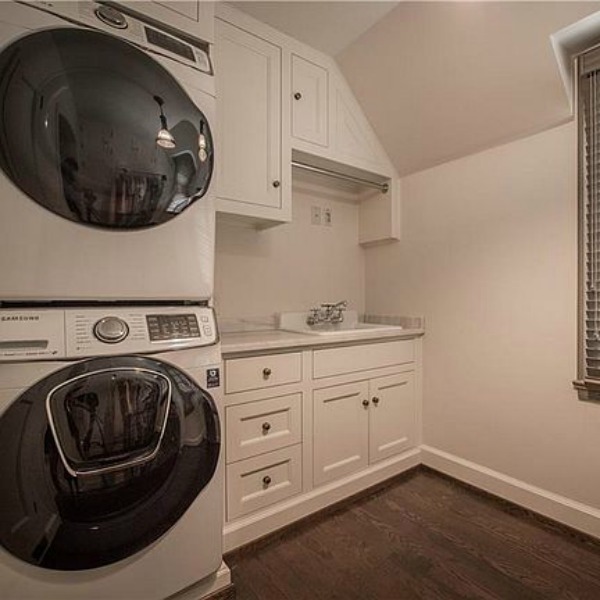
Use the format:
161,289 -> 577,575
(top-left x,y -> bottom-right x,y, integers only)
576,46 -> 600,400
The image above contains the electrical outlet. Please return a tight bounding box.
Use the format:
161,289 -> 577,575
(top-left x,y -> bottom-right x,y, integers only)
324,207 -> 332,227
311,205 -> 321,225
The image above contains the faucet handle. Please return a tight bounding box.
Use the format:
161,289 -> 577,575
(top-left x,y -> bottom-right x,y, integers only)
306,307 -> 320,325
321,301 -> 347,309
330,301 -> 348,324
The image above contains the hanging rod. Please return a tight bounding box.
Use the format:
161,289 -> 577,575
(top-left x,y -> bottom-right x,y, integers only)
291,161 -> 389,193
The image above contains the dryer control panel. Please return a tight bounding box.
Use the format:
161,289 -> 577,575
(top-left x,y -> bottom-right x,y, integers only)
0,305 -> 218,362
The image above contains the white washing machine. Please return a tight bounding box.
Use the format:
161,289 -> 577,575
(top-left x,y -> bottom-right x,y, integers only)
0,1 -> 216,302
0,304 -> 224,599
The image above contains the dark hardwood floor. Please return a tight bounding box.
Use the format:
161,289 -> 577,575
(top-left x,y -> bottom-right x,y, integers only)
226,468 -> 600,600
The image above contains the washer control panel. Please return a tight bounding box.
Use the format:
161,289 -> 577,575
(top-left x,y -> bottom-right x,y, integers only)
0,306 -> 217,362
146,313 -> 199,341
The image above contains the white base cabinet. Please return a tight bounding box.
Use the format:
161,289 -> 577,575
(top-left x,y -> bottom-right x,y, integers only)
313,371 -> 416,487
227,445 -> 303,521
369,372 -> 416,463
222,336 -> 422,551
313,381 -> 369,486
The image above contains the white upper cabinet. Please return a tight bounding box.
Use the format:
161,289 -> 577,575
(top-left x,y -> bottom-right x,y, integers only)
333,82 -> 386,171
215,20 -> 288,223
291,54 -> 328,148
112,1 -> 214,42
214,4 -> 399,239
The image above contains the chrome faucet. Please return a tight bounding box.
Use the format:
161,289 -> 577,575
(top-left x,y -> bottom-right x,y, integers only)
306,301 -> 348,325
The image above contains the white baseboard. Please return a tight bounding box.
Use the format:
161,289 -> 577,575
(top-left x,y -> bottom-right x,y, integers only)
224,448 -> 421,552
421,445 -> 600,540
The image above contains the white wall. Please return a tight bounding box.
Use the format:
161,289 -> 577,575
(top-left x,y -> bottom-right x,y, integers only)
365,122 -> 600,509
215,177 -> 365,320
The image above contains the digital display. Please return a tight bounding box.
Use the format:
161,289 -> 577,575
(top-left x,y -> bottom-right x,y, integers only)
145,27 -> 195,62
146,314 -> 200,341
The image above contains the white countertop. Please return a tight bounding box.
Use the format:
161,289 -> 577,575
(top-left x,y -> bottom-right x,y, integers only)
220,327 -> 425,356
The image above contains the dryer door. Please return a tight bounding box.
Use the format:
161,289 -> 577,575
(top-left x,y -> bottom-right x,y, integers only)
0,28 -> 214,229
0,356 -> 220,571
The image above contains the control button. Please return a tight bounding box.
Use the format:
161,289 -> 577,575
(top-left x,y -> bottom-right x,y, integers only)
203,326 -> 213,336
200,316 -> 210,323
94,5 -> 128,29
93,317 -> 129,344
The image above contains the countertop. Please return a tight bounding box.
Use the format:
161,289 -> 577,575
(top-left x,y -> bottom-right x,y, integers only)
220,327 -> 425,356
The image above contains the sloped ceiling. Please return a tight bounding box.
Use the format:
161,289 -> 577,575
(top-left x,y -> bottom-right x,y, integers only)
338,1 -> 600,176
229,1 -> 399,56
233,1 -> 600,177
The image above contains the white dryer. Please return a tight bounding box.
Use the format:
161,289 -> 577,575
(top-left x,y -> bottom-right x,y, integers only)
0,2 -> 216,302
0,304 -> 225,599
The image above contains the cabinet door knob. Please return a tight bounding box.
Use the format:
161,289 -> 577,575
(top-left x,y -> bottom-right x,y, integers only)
263,475 -> 272,486
262,367 -> 272,378
262,422 -> 271,433
372,397 -> 380,405
272,180 -> 281,188
294,92 -> 302,100
362,399 -> 370,407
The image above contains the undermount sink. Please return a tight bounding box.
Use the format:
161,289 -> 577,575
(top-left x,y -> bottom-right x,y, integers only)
279,311 -> 403,336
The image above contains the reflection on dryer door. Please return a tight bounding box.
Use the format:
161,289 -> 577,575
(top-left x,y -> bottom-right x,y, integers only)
0,28 -> 214,229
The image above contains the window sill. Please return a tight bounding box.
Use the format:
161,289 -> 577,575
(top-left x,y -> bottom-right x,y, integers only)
573,380 -> 600,402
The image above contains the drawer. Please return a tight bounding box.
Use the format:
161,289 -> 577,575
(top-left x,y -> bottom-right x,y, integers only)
226,393 -> 302,463
227,445 -> 302,520
225,352 -> 302,394
313,340 -> 414,379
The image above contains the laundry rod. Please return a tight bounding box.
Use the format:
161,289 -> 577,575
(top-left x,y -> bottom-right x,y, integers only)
291,161 -> 389,193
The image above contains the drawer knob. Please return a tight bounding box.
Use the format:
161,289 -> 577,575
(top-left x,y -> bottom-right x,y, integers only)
263,475 -> 272,486
262,367 -> 272,379
362,399 -> 370,407
272,180 -> 281,188
294,92 -> 302,100
262,422 -> 271,433
372,396 -> 380,405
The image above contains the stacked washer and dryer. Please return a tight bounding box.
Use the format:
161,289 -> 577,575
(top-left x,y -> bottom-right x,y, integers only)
0,2 -> 226,599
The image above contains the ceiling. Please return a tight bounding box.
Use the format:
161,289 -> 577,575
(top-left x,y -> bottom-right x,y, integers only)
229,1 -> 399,56
232,2 -> 600,176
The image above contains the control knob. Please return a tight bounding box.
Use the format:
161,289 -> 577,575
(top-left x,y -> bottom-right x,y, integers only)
94,317 -> 129,344
94,5 -> 128,29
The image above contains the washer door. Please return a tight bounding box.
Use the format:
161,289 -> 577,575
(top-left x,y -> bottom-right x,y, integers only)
0,28 -> 214,229
0,356 -> 220,571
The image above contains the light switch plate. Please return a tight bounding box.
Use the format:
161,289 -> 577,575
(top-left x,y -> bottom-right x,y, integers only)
311,205 -> 321,225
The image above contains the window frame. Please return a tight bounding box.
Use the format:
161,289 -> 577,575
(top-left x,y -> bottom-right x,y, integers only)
575,44 -> 600,401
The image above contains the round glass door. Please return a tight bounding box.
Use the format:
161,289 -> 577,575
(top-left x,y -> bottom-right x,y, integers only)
0,356 -> 220,570
0,28 -> 214,229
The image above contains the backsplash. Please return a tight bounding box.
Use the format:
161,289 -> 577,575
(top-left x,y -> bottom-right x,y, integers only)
214,178 -> 366,320
218,313 -> 424,333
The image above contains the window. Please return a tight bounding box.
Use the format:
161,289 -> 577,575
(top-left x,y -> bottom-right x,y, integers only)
576,45 -> 600,401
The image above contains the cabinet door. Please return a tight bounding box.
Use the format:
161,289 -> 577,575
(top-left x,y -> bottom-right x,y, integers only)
369,372 -> 416,463
313,382 -> 369,487
291,54 -> 328,147
216,21 -> 282,211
